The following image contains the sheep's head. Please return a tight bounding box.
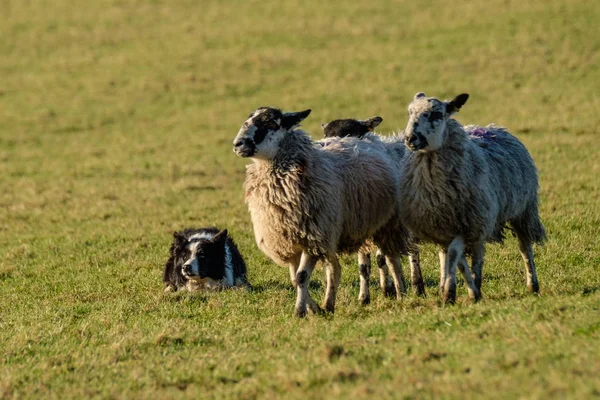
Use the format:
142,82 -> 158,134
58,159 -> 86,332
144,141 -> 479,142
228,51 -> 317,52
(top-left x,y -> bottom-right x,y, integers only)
233,107 -> 311,159
321,116 -> 383,138
405,92 -> 469,151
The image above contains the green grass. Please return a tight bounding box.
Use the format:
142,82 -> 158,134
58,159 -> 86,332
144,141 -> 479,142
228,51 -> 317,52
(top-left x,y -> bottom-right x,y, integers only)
1,0 -> 599,398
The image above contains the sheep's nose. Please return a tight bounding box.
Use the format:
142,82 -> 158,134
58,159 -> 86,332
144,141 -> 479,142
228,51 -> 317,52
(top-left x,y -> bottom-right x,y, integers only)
233,139 -> 243,147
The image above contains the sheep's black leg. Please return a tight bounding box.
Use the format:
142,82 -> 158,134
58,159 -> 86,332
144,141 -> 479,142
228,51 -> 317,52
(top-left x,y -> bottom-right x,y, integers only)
458,255 -> 481,302
443,237 -> 464,305
385,256 -> 407,299
377,250 -> 396,297
294,252 -> 317,317
358,252 -> 371,305
323,253 -> 342,313
408,250 -> 426,297
518,238 -> 539,293
471,242 -> 485,292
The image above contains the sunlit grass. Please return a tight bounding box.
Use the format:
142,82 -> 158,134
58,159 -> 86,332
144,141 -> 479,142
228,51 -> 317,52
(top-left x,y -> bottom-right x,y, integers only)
1,0 -> 599,398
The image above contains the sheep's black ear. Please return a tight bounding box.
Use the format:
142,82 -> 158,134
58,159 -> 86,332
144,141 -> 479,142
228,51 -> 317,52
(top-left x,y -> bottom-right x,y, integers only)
414,92 -> 426,100
282,109 -> 311,129
446,93 -> 469,115
363,116 -> 383,131
212,229 -> 228,244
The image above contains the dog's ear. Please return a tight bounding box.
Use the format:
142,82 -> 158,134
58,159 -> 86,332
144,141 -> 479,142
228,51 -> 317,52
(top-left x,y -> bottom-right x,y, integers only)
172,231 -> 187,246
212,229 -> 228,244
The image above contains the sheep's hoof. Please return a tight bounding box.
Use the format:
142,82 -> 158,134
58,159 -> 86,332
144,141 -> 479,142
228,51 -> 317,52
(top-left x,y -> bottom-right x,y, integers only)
383,285 -> 397,298
307,302 -> 324,316
398,282 -> 408,297
294,307 -> 308,318
528,282 -> 540,294
413,280 -> 426,297
443,285 -> 457,305
443,296 -> 456,305
469,288 -> 482,303
359,294 -> 370,306
322,302 -> 335,314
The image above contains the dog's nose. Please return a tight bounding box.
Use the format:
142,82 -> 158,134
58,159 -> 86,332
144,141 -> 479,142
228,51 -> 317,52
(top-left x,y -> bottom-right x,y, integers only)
408,135 -> 418,145
183,263 -> 192,274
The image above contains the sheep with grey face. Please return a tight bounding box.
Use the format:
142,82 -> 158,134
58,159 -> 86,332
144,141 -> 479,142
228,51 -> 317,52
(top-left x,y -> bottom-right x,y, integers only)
320,116 -> 426,301
401,92 -> 546,304
233,107 -> 412,317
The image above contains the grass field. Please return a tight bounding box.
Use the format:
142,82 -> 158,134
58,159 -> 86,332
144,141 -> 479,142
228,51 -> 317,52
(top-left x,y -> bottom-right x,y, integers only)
1,0 -> 599,398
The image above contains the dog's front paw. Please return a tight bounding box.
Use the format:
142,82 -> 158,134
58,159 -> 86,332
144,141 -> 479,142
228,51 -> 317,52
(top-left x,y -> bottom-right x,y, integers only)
164,285 -> 176,293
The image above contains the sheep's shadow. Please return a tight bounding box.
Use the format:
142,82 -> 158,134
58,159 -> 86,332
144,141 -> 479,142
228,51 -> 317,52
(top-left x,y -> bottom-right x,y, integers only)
250,280 -> 323,294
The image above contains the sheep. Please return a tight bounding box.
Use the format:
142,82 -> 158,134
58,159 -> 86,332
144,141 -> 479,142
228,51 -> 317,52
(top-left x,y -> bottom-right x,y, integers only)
400,92 -> 546,304
319,116 -> 426,301
233,107 -> 412,317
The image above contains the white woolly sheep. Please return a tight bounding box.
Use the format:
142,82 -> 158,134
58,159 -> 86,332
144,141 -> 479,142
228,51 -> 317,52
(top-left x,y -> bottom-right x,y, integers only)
233,107 -> 412,317
400,92 -> 546,304
320,116 -> 426,301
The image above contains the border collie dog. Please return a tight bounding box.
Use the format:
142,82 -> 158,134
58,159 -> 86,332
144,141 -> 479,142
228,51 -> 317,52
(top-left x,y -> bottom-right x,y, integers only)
163,227 -> 250,292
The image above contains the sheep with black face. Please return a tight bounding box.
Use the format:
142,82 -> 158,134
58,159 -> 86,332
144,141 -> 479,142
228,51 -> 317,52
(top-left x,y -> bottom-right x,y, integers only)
401,93 -> 546,304
320,116 -> 426,301
233,107 -> 412,317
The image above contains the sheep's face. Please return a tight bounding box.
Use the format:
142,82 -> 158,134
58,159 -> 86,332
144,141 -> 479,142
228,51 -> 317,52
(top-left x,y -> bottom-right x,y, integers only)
321,116 -> 382,138
233,107 -> 311,159
405,93 -> 469,152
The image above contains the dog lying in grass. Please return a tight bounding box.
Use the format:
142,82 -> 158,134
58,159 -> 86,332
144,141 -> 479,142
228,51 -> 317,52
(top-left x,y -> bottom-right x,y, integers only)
162,227 -> 250,292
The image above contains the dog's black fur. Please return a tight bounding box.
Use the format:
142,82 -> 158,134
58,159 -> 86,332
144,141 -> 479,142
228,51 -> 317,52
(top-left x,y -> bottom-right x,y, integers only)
162,227 -> 249,292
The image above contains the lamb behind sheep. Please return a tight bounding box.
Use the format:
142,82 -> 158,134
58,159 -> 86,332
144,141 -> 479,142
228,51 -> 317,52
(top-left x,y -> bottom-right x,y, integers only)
320,116 -> 426,300
233,107 -> 412,316
401,92 -> 546,304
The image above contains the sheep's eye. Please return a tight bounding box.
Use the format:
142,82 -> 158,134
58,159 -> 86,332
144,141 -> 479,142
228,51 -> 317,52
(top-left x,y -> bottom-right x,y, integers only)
427,111 -> 444,123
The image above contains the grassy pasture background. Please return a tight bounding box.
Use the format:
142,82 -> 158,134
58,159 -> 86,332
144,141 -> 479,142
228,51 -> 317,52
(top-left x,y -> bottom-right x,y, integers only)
1,0 -> 599,398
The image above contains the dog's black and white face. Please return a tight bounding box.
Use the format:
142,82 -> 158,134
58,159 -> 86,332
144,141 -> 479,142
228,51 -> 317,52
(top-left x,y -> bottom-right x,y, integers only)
404,92 -> 469,152
163,227 -> 249,292
321,116 -> 383,139
232,107 -> 311,159
174,229 -> 228,282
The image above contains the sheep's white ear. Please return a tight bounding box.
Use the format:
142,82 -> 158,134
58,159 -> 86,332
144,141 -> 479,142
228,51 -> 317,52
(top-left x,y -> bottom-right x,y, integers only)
362,116 -> 383,131
446,93 -> 469,115
414,92 -> 426,100
320,122 -> 328,131
282,109 -> 311,129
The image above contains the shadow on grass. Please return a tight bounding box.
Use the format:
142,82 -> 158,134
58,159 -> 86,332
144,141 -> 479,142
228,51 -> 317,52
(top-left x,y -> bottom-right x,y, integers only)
249,280 -> 323,293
